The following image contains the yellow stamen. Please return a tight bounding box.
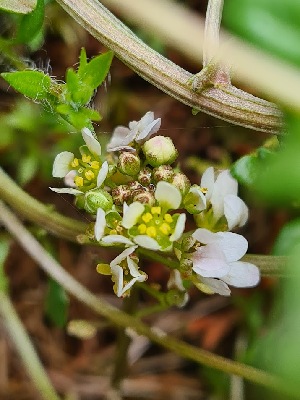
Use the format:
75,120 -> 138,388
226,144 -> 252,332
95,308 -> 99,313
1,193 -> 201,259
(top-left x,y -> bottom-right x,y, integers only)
74,176 -> 84,187
82,154 -> 91,163
91,161 -> 100,169
146,226 -> 157,238
201,187 -> 208,194
142,213 -> 153,223
151,206 -> 161,215
71,158 -> 79,168
85,170 -> 95,181
164,214 -> 173,223
110,229 -> 117,235
138,224 -> 147,234
159,223 -> 171,235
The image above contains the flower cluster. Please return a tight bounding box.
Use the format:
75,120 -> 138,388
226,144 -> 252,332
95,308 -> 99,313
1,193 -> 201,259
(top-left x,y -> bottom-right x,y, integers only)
51,111 -> 260,301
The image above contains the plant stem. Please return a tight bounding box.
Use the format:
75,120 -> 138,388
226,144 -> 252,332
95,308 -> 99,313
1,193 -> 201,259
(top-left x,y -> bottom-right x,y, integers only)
0,200 -> 296,397
0,290 -> 60,400
203,0 -> 224,67
56,0 -> 282,133
0,167 -> 86,242
110,287 -> 139,392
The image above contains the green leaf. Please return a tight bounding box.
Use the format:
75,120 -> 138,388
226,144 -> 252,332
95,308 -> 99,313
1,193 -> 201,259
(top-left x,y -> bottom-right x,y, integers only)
1,70 -> 51,101
273,218 -> 300,256
15,0 -> 45,44
45,279 -> 69,328
77,50 -> 114,91
223,0 -> 300,67
0,0 -> 36,14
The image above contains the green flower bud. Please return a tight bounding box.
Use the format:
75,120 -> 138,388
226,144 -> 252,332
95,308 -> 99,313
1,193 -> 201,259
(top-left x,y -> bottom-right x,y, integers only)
142,136 -> 178,167
84,188 -> 113,213
111,185 -> 131,206
171,172 -> 191,196
153,165 -> 174,182
138,167 -> 152,186
118,151 -> 141,176
133,190 -> 155,205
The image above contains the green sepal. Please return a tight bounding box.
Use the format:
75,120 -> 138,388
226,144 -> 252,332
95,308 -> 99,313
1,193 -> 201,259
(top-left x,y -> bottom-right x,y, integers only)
14,0 -> 45,44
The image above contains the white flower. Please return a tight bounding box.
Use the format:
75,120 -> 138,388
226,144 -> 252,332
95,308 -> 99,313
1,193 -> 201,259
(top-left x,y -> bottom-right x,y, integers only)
110,246 -> 147,297
192,228 -> 260,296
200,167 -> 248,230
121,182 -> 186,251
107,111 -> 161,152
50,127 -> 109,196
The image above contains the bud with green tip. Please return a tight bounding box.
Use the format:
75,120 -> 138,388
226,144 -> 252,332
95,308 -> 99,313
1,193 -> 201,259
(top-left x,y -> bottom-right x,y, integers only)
142,136 -> 178,167
84,188 -> 113,213
118,151 -> 141,176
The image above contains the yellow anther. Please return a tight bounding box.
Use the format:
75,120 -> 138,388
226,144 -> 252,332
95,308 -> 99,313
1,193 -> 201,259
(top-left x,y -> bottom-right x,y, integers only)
85,170 -> 95,181
159,223 -> 171,235
151,206 -> 161,215
146,226 -> 157,238
91,161 -> 100,169
142,213 -> 153,223
82,154 -> 91,163
201,187 -> 208,194
110,229 -> 117,235
74,176 -> 84,187
138,224 -> 147,234
71,158 -> 79,168
164,214 -> 173,223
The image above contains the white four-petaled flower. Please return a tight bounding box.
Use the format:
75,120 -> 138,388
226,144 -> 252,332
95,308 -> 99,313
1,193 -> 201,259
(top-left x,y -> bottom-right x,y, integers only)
192,228 -> 260,296
193,167 -> 248,230
107,111 -> 161,152
50,127 -> 109,195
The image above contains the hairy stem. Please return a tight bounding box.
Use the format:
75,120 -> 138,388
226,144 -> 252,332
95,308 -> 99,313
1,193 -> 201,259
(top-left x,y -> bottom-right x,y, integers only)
203,0 -> 224,67
0,290 -> 60,400
0,199 -> 294,396
56,0 -> 282,133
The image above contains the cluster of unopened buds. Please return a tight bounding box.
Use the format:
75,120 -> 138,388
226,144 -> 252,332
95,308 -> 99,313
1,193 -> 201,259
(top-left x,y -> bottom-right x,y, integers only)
51,111 -> 260,304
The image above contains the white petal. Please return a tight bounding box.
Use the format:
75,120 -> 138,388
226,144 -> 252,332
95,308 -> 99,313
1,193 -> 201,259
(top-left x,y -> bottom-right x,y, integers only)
211,170 -> 238,219
122,202 -> 145,229
127,257 -> 146,282
201,277 -> 231,296
136,112 -> 161,142
82,127 -> 101,156
97,161 -> 109,187
110,264 -> 123,297
215,232 -> 248,262
134,235 -> 161,250
110,246 -> 138,268
64,170 -> 77,187
200,167 -> 215,201
52,151 -> 74,177
94,208 -> 106,241
170,213 -> 186,241
123,202 -> 129,215
49,187 -> 82,195
192,244 -> 230,278
102,235 -> 134,246
107,126 -> 135,151
122,277 -> 139,295
155,181 -> 181,210
192,228 -> 217,244
224,194 -> 248,230
222,261 -> 260,288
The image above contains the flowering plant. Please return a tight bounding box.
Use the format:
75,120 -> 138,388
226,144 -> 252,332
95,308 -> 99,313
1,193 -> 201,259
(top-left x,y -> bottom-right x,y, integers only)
51,111 -> 260,300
